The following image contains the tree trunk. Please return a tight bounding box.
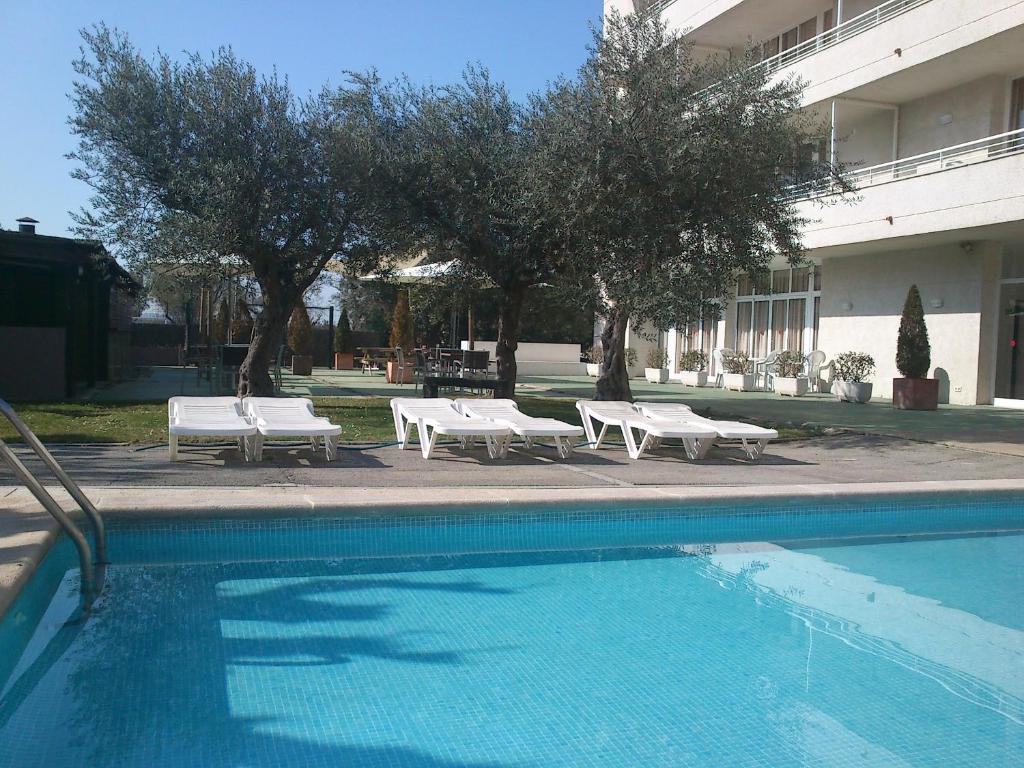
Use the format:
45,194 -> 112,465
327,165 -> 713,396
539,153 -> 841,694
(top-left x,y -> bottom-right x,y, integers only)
495,284 -> 526,396
237,282 -> 296,397
595,308 -> 632,401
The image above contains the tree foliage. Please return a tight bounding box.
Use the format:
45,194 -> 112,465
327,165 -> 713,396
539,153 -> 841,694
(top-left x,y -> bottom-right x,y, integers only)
338,67 -> 569,390
389,290 -> 414,352
68,25 -> 366,394
334,308 -> 354,353
533,11 -> 838,399
287,303 -> 314,357
896,284 -> 931,378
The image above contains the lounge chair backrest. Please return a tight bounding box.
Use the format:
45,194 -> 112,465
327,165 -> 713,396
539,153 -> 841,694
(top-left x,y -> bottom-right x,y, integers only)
246,397 -> 317,421
169,396 -> 245,424
579,400 -> 638,418
634,402 -> 695,418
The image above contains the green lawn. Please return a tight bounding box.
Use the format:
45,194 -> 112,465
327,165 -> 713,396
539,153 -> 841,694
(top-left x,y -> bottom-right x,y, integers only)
0,397 -> 813,445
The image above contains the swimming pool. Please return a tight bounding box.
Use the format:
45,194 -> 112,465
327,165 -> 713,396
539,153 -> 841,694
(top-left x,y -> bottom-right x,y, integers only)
1,494 -> 1022,767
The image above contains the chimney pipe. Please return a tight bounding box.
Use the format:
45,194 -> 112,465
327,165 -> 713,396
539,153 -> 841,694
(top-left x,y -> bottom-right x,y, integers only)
16,216 -> 38,235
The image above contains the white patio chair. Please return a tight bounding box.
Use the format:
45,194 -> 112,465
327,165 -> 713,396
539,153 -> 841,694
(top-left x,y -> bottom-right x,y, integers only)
391,398 -> 513,459
575,400 -> 717,460
167,396 -> 257,461
712,348 -> 733,388
633,401 -> 778,460
243,397 -> 342,461
454,398 -> 584,459
754,350 -> 781,391
806,350 -> 831,393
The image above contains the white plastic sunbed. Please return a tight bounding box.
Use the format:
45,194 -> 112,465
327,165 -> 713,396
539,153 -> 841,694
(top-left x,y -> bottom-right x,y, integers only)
575,400 -> 718,460
391,398 -> 513,459
167,396 -> 257,461
633,401 -> 778,460
243,397 -> 342,461
454,399 -> 584,459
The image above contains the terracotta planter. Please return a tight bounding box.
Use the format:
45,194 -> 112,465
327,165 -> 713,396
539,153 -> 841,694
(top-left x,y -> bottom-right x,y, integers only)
333,352 -> 354,370
723,373 -> 755,392
645,367 -> 669,384
291,355 -> 313,376
893,377 -> 939,410
775,376 -> 809,397
833,380 -> 872,403
679,370 -> 708,388
586,363 -> 600,377
386,360 -> 414,384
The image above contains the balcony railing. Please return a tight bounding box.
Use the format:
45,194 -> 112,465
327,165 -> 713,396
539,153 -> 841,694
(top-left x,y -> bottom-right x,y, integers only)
754,0 -> 932,78
783,128 -> 1024,202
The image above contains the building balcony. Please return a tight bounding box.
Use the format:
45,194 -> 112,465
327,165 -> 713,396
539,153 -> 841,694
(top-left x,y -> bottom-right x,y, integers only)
789,129 -> 1024,251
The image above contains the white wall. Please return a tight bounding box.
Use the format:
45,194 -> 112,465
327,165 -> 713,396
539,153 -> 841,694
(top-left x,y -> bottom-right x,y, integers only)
818,241 -> 1002,404
897,76 -> 1008,158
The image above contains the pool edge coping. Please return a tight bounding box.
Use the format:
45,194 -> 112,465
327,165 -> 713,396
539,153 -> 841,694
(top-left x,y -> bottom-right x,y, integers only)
3,477 -> 1024,620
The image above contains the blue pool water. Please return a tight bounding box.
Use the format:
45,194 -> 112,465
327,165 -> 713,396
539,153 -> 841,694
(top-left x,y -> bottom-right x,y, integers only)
1,496 -> 1023,767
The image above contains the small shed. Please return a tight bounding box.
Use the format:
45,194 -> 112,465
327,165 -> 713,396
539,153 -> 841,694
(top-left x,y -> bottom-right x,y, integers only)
0,219 -> 139,400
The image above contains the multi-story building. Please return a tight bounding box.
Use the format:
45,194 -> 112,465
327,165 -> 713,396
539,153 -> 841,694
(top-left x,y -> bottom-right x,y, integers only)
606,0 -> 1024,406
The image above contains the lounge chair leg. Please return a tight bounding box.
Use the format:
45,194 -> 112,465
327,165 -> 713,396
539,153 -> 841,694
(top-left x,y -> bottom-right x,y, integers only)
392,405 -> 407,446
594,423 -> 609,450
696,438 -> 715,459
421,427 -> 438,459
325,436 -> 337,461
576,404 -> 597,446
253,434 -> 264,462
310,435 -> 320,452
623,426 -> 646,460
169,434 -> 178,461
743,439 -> 768,461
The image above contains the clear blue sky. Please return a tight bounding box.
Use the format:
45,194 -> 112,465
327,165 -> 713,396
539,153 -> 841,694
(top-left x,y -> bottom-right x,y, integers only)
0,0 -> 598,238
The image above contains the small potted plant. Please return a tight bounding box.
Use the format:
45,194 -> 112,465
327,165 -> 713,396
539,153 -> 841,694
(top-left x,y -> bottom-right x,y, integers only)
677,350 -> 708,387
721,351 -> 755,391
585,344 -> 603,377
288,304 -> 314,376
893,284 -> 939,410
645,347 -> 670,383
832,351 -> 875,403
773,350 -> 809,397
333,308 -> 355,370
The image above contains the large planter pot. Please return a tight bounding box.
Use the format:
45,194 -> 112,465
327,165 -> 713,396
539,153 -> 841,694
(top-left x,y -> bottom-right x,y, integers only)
586,363 -> 600,377
386,360 -> 414,384
722,373 -> 755,392
833,380 -> 873,403
893,377 -> 939,410
775,376 -> 809,397
291,355 -> 313,376
333,352 -> 354,370
679,370 -> 708,388
645,367 -> 669,384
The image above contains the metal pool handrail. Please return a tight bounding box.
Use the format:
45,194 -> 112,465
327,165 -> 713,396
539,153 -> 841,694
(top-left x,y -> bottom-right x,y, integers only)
0,398 -> 107,609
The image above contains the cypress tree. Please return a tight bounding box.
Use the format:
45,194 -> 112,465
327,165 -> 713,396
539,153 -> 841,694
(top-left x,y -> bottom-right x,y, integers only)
389,290 -> 414,352
288,304 -> 314,357
896,284 -> 930,378
334,308 -> 354,353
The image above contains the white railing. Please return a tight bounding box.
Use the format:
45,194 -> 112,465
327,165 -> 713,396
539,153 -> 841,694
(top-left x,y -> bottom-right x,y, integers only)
754,0 -> 932,78
783,128 -> 1024,202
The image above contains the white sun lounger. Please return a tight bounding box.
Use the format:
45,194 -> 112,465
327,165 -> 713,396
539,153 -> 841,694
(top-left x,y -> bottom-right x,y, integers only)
633,401 -> 778,460
243,397 -> 342,461
575,400 -> 718,460
454,398 -> 584,459
391,398 -> 513,459
167,396 -> 257,461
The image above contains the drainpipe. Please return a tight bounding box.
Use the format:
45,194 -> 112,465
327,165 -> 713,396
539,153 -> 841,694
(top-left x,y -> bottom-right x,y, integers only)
892,105 -> 900,162
836,0 -> 843,24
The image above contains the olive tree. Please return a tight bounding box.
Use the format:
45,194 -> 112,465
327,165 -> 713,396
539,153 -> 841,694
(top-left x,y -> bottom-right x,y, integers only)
338,67 -> 569,391
69,25 -> 367,395
535,11 -> 841,400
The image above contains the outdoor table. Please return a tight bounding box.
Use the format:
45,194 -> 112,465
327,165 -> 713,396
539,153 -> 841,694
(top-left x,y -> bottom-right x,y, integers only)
422,374 -> 511,399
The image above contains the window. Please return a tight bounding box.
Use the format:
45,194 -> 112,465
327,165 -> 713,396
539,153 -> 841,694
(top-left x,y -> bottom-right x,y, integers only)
1011,77 -> 1024,132
781,27 -> 798,52
798,18 -> 817,44
734,266 -> 821,355
762,37 -> 780,60
822,9 -> 835,32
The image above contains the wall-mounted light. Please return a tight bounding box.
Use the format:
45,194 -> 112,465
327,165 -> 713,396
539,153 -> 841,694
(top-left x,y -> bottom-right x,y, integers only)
841,301 -> 853,311
939,114 -> 953,125
930,298 -> 944,309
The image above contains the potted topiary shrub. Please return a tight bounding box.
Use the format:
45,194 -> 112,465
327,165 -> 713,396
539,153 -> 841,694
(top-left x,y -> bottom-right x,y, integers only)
893,284 -> 938,410
832,351 -> 875,403
387,290 -> 415,383
288,303 -> 314,376
333,308 -> 354,370
644,347 -> 670,383
721,351 -> 755,391
773,350 -> 809,397
678,350 -> 709,387
585,344 -> 603,377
